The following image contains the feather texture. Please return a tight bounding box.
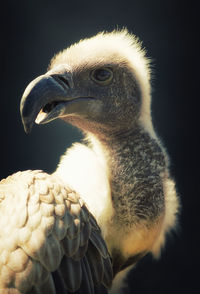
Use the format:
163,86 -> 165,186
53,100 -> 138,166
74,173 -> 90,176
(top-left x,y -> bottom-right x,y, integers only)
0,170 -> 113,293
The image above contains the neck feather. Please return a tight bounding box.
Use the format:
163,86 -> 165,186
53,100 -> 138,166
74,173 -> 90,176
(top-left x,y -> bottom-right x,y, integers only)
87,124 -> 166,227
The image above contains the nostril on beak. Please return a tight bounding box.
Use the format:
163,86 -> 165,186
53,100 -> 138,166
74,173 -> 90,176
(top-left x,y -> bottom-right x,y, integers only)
51,74 -> 71,91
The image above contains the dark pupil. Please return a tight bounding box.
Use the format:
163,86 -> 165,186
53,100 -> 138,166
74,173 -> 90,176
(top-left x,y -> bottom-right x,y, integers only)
94,69 -> 110,81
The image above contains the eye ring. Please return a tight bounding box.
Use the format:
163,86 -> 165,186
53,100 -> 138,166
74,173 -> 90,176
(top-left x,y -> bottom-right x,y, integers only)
91,67 -> 113,85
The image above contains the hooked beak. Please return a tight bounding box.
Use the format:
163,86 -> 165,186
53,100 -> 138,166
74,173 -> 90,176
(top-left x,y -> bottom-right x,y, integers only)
20,73 -> 74,133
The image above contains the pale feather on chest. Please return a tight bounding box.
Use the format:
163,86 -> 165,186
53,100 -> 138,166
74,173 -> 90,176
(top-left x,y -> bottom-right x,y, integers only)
54,142 -> 114,238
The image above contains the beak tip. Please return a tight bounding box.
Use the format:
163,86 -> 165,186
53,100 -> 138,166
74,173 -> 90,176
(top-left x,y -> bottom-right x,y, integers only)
22,119 -> 33,134
25,128 -> 31,134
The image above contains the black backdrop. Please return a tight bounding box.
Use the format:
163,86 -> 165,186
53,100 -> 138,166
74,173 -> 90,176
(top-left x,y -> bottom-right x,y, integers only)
1,1 -> 199,293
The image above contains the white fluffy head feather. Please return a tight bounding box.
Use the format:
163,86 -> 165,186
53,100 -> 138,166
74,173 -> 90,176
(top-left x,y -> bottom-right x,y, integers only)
50,29 -> 153,134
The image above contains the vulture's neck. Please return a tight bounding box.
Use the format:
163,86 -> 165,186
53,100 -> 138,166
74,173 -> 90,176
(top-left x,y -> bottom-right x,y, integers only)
56,121 -> 165,250
88,124 -> 165,227
55,123 -> 166,261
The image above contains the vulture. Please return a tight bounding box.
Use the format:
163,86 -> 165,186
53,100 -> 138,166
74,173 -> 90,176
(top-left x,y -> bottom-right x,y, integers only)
0,29 -> 179,294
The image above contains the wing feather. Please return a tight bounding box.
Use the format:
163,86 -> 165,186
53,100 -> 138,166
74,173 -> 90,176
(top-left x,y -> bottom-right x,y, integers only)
61,234 -> 80,257
102,256 -> 113,289
86,242 -> 104,286
90,230 -> 109,259
0,170 -> 113,293
80,256 -> 95,294
34,274 -> 56,294
59,256 -> 82,292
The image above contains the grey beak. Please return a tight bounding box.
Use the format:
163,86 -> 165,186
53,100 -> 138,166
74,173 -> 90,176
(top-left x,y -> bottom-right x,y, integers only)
20,74 -> 69,133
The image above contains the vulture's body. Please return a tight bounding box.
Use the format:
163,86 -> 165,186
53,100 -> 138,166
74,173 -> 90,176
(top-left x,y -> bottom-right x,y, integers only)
0,30 -> 179,293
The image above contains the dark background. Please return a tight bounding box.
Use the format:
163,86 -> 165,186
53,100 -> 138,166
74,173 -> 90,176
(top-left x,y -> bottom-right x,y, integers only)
1,1 -> 199,293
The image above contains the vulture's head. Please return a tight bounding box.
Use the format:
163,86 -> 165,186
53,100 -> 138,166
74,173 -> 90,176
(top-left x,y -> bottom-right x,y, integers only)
21,30 -> 151,137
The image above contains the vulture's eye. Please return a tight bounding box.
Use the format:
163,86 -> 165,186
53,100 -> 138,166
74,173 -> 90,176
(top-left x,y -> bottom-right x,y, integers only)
91,68 -> 113,85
